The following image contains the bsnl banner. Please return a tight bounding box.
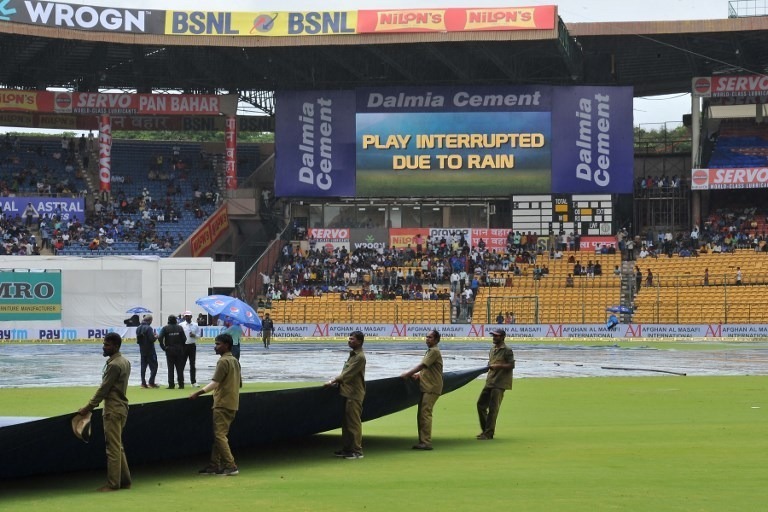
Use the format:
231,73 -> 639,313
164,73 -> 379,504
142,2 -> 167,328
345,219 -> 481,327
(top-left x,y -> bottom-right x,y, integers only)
3,3 -> 556,36
275,86 -> 634,198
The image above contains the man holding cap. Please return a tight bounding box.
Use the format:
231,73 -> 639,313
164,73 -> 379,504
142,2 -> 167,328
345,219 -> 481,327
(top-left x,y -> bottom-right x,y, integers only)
476,327 -> 515,440
180,311 -> 201,387
401,329 -> 443,450
77,332 -> 132,491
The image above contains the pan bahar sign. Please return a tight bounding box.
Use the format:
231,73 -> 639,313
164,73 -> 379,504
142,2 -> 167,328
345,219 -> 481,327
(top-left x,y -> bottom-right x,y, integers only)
0,271 -> 62,321
275,85 -> 633,197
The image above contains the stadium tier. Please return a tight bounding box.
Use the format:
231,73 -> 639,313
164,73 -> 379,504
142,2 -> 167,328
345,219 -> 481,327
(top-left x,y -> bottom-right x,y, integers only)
261,248 -> 768,325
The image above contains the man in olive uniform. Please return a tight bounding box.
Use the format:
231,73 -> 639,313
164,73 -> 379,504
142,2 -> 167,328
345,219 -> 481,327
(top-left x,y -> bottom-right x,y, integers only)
190,332 -> 242,476
476,327 -> 515,440
158,315 -> 187,389
77,332 -> 132,491
261,313 -> 275,349
401,329 -> 443,450
325,330 -> 366,459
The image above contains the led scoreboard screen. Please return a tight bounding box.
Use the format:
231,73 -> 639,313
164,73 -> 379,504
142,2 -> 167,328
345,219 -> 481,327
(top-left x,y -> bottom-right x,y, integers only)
511,194 -> 613,235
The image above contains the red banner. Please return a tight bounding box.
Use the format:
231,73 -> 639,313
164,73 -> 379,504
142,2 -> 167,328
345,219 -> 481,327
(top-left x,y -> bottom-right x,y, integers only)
357,6 -> 555,33
225,115 -> 238,190
98,116 -> 112,192
693,75 -> 768,98
691,167 -> 768,190
579,236 -> 616,251
191,206 -> 230,257
0,89 -> 224,115
471,228 -> 510,253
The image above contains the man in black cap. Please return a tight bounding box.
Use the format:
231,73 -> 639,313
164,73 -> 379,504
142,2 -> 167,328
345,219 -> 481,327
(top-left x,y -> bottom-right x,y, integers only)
476,327 -> 515,440
158,314 -> 187,389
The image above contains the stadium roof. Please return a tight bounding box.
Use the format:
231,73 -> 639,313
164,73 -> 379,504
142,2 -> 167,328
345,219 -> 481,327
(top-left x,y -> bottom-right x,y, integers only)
1,13 -> 768,114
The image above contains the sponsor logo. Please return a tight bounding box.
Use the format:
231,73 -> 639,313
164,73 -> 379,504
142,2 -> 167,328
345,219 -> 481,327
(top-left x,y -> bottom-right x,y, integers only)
171,11 -> 238,35
309,228 -> 349,240
694,77 -> 710,94
287,11 -> 354,35
712,75 -> 768,95
0,329 -> 28,339
0,280 -> 55,299
0,90 -> 37,110
251,13 -> 278,33
54,92 -> 72,112
692,169 -> 708,187
0,0 -> 16,21
23,1 -> 146,31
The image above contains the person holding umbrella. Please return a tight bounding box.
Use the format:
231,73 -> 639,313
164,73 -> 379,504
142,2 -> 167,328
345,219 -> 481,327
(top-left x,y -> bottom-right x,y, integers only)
195,295 -> 262,361
223,321 -> 243,360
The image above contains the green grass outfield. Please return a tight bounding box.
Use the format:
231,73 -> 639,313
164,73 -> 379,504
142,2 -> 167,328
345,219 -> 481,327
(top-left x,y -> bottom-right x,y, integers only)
1,376 -> 767,511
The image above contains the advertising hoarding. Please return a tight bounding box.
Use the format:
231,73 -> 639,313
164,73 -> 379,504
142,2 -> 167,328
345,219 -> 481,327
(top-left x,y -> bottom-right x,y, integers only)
275,85 -> 634,198
0,271 -> 61,321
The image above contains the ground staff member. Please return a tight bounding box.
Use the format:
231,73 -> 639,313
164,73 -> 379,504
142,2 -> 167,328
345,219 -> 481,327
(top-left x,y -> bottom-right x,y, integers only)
158,315 -> 187,389
190,332 -> 242,476
476,327 -> 515,440
401,329 -> 443,450
77,332 -> 132,491
325,330 -> 366,459
261,313 -> 274,348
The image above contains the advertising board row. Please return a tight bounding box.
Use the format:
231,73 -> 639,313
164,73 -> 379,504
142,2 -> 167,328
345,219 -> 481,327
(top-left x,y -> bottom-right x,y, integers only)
0,89 -> 230,116
275,85 -> 634,198
0,111 -> 274,131
309,228 -> 616,254
2,323 -> 766,341
1,2 -> 556,35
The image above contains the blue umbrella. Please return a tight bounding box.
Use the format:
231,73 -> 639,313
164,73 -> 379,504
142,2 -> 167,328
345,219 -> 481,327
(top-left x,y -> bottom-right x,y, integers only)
126,306 -> 152,314
195,295 -> 262,330
606,305 -> 633,314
